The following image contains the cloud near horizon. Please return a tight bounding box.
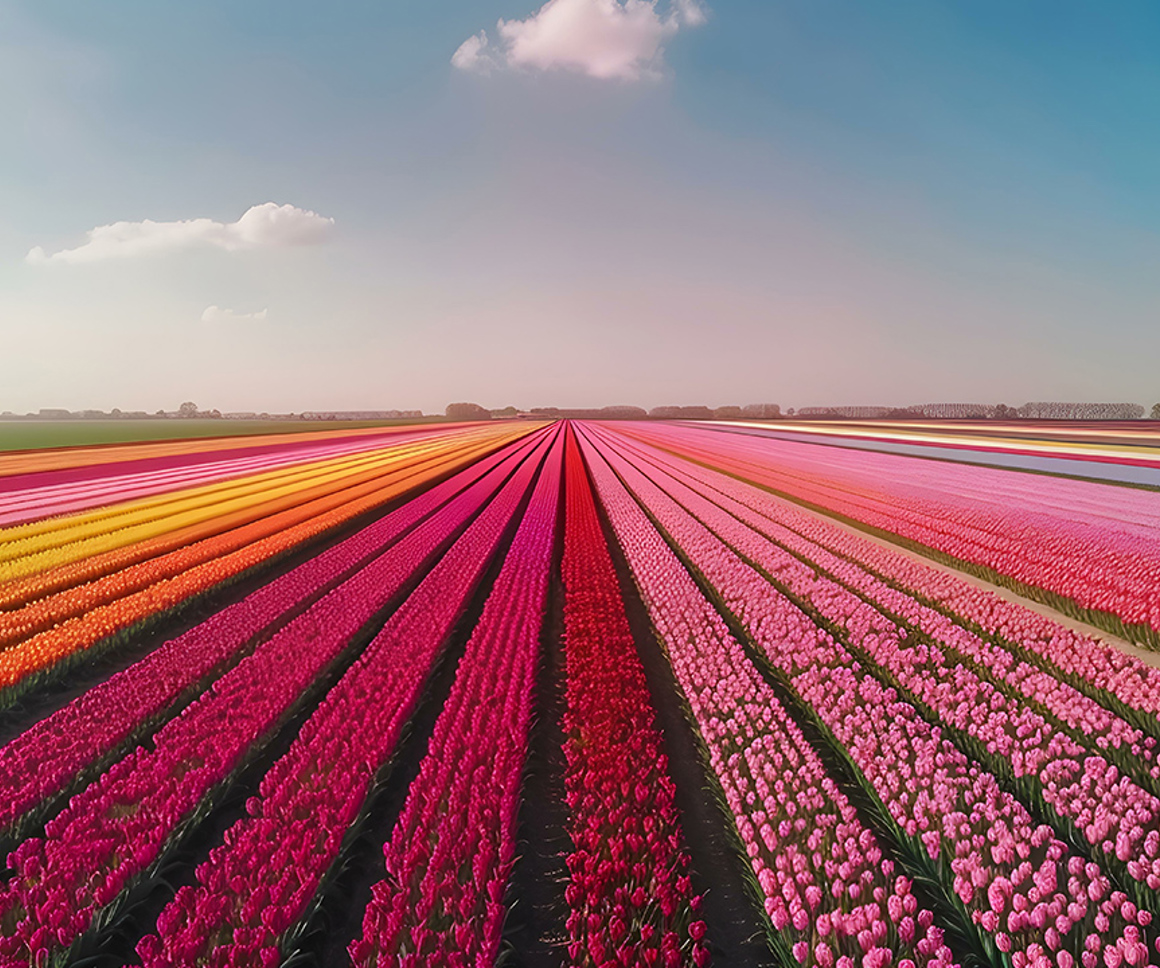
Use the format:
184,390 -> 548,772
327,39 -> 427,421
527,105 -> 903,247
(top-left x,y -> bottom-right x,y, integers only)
201,305 -> 269,324
27,202 -> 335,265
452,0 -> 706,80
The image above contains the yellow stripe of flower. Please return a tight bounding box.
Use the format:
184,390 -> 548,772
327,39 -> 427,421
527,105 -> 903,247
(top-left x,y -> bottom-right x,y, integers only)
0,426 -> 521,583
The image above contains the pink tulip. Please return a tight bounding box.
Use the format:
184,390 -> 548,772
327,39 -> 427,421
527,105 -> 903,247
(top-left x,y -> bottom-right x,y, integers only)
580,423 -> 1153,968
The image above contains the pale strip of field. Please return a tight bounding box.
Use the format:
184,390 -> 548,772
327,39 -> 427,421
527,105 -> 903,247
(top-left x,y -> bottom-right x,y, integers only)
709,419 -> 1160,466
701,420 -> 1160,488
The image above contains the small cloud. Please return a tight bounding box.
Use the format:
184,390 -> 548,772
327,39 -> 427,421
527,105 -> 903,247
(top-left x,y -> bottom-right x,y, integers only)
453,0 -> 706,81
452,31 -> 494,72
674,0 -> 707,26
28,202 -> 334,265
201,305 -> 269,324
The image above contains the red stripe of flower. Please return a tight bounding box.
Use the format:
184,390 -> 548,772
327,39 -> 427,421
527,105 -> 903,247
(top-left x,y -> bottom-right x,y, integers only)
560,430 -> 708,968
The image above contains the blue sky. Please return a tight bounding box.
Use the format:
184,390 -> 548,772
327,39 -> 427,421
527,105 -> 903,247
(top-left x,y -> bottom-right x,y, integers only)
2,0 -> 1157,413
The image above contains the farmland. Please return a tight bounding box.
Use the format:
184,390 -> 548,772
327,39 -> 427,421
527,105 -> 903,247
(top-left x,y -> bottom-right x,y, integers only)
0,418 -> 1158,967
0,419 -> 457,454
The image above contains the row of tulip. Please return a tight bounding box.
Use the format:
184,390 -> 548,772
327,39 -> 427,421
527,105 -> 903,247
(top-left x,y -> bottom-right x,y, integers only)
0,430 -> 491,627
575,428 -> 953,968
0,431 -> 532,967
602,426 -> 1160,925
559,433 -> 707,968
0,445 -> 411,566
732,503 -> 1160,730
0,426 -> 515,626
593,426 -> 1160,913
599,431 -> 1160,792
0,432 -> 527,700
615,430 -> 1160,745
584,427 -> 1148,968
0,419 -> 455,484
0,424 -> 465,528
350,431 -> 565,968
620,422 -> 1160,645
0,426 -> 512,585
0,428 -> 550,846
134,427 -> 559,967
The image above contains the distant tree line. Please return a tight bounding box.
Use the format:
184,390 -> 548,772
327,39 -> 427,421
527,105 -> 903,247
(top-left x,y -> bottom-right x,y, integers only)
443,403 -> 784,421
1,404 -> 430,422
441,399 -> 1160,424
0,404 -> 223,421
11,398 -> 1159,425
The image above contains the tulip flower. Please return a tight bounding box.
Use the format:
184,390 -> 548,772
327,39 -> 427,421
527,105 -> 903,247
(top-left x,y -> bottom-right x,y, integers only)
619,420 -> 1160,647
580,424 -> 1151,967
0,422 -> 531,697
349,435 -> 563,967
577,428 -> 957,968
0,430 -> 557,967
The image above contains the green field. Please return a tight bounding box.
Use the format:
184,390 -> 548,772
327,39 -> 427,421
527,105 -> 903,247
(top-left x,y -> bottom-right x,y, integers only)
0,417 -> 452,453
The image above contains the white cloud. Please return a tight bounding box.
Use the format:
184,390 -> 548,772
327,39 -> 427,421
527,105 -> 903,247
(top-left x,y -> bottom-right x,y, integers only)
27,203 -> 335,265
452,31 -> 492,73
201,306 -> 269,324
673,0 -> 706,27
452,0 -> 706,81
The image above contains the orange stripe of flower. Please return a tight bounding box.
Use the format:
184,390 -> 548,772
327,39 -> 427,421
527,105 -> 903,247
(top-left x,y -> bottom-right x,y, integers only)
0,430 -> 510,609
0,431 -> 530,689
0,437 -> 505,648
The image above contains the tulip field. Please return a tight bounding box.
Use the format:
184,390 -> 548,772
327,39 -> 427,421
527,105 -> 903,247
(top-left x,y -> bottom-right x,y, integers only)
0,420 -> 1159,967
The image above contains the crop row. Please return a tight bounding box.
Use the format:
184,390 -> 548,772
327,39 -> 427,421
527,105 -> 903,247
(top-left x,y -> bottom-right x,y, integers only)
0,423 -> 521,593
0,437 -> 458,576
619,422 -> 1160,646
0,424 -> 469,528
0,429 -> 553,967
576,427 -> 954,968
0,422 -> 466,483
560,431 -> 706,968
135,426 -> 558,966
595,429 -> 1160,904
612,430 -> 1160,738
583,424 -> 1147,968
0,432 -> 472,631
0,428 -> 550,848
351,427 -> 564,967
0,427 -> 529,699
0,417 -> 1154,967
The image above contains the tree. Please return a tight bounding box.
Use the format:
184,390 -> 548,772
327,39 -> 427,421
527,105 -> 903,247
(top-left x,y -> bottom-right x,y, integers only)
445,402 -> 491,421
600,406 -> 647,419
1152,403 -> 1160,420
177,401 -> 199,418
742,403 -> 781,419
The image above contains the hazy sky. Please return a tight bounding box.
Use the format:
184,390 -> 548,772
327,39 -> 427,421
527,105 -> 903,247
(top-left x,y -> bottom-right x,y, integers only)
2,0 -> 1158,414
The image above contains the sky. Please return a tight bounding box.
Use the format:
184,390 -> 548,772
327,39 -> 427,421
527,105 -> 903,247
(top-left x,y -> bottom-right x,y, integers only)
1,0 -> 1158,414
